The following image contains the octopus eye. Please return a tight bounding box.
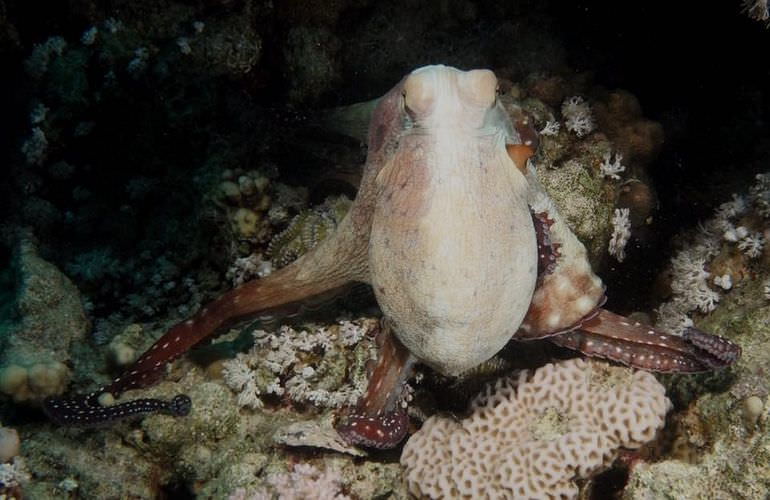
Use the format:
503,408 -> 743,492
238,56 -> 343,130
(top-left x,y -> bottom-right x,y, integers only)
401,90 -> 417,121
403,73 -> 434,116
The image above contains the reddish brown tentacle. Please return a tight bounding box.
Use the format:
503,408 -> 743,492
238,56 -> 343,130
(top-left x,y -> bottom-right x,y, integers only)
336,321 -> 416,449
510,109 -> 540,152
548,308 -> 741,373
682,327 -> 741,367
44,261 -> 359,425
107,272 -> 356,396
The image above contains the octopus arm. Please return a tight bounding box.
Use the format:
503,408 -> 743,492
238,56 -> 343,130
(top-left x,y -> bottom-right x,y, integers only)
44,211 -> 371,425
335,320 -> 416,449
548,308 -> 741,373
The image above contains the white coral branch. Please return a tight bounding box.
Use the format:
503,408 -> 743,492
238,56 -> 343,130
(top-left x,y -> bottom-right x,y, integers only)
608,208 -> 631,262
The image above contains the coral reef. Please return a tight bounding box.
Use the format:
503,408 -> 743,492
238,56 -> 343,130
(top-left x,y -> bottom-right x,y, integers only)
655,173 -> 770,334
266,195 -> 352,268
2,1 -> 763,498
21,337 -> 406,498
622,172 -> 770,499
222,319 -> 374,410
229,463 -> 350,500
401,358 -> 671,499
284,26 -> 342,104
502,82 -> 661,264
625,275 -> 770,499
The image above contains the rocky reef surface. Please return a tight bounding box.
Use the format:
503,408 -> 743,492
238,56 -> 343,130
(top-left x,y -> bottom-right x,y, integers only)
1,1 -> 768,499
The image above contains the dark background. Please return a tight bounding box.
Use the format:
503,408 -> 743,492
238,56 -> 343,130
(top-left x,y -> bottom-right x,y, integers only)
0,0 -> 767,312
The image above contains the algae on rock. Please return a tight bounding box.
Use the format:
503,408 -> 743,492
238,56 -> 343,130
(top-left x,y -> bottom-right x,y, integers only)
0,239 -> 89,402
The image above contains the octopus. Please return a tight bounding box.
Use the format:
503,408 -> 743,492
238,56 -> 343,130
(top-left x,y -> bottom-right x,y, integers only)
44,66 -> 740,449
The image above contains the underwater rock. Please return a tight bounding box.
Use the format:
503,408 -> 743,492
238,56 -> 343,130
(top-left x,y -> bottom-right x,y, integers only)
284,26 -> 342,104
191,19 -> 262,77
593,90 -> 664,166
625,277 -> 770,499
106,323 -> 144,367
22,426 -> 163,499
0,426 -> 20,462
272,413 -> 367,457
0,238 -> 88,402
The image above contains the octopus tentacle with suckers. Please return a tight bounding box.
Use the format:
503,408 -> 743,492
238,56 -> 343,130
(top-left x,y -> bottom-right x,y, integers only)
44,66 -> 740,450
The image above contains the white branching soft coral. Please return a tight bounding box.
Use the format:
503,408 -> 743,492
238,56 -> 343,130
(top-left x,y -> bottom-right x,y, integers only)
737,231 -> 765,258
127,47 -> 150,75
222,319 -> 374,410
656,172 -> 770,333
722,224 -> 748,242
561,96 -> 595,137
538,120 -> 560,136
609,208 -> 632,262
229,463 -> 351,500
658,250 -> 721,336
599,151 -> 626,180
750,173 -> 770,216
716,193 -> 749,221
30,103 -> 48,125
81,26 -> 98,45
25,36 -> 67,78
21,127 -> 48,165
742,0 -> 769,22
226,253 -> 273,287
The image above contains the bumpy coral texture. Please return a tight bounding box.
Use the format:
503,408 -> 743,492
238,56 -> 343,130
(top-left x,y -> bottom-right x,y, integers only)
267,195 -> 351,268
400,358 -> 671,499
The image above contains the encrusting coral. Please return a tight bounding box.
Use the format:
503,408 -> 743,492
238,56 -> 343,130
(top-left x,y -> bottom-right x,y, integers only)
229,463 -> 350,500
266,195 -> 352,268
0,238 -> 88,402
401,358 -> 671,499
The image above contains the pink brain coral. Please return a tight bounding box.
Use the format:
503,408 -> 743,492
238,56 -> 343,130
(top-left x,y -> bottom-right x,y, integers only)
400,358 -> 671,499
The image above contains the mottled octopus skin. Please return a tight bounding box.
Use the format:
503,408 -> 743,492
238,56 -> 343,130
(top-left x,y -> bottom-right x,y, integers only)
45,66 -> 740,449
335,322 -> 414,448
